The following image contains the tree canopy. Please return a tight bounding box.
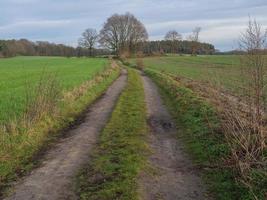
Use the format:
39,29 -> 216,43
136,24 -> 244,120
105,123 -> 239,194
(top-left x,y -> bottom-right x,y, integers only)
99,12 -> 148,55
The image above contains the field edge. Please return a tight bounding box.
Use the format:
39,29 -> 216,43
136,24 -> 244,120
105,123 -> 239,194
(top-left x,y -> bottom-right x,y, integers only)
144,68 -> 254,200
0,63 -> 121,197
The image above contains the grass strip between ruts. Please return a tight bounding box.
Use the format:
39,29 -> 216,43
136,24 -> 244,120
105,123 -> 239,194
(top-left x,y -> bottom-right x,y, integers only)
77,68 -> 148,200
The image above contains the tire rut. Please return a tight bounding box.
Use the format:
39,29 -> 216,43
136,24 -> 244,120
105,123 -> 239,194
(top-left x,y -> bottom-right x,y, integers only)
4,70 -> 127,200
141,75 -> 211,200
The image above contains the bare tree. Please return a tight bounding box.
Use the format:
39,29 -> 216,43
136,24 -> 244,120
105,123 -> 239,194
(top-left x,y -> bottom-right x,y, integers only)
165,30 -> 182,54
240,18 -> 267,140
99,12 -> 148,56
188,27 -> 201,55
78,28 -> 98,56
165,30 -> 182,41
240,19 -> 267,114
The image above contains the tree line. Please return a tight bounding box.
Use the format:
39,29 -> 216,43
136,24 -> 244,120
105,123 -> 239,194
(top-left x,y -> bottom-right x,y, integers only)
79,13 -> 215,56
0,39 -> 110,58
142,40 -> 215,55
0,12 -> 215,58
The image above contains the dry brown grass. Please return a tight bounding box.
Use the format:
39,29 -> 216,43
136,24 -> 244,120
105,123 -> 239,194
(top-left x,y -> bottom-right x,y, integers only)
24,72 -> 61,126
167,70 -> 266,198
136,52 -> 145,70
1,71 -> 61,134
63,61 -> 117,103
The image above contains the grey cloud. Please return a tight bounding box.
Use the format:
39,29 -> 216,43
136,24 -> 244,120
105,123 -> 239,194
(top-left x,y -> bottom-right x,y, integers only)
0,0 -> 266,51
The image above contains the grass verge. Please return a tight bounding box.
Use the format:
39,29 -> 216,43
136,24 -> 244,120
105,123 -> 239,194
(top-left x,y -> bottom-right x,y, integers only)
0,57 -> 108,123
76,68 -> 148,200
144,68 -> 253,200
0,64 -> 120,195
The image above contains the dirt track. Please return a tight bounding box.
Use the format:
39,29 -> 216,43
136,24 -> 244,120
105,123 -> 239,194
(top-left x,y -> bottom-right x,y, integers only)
4,71 -> 127,200
141,75 -> 211,200
4,70 -> 211,200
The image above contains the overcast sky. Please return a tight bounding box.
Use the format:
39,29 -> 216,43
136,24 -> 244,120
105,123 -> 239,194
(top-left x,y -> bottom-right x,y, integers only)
0,0 -> 267,51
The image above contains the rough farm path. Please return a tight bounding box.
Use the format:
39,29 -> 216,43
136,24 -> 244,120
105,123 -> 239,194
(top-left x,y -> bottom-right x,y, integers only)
140,74 -> 211,200
4,69 -> 211,200
4,71 -> 127,200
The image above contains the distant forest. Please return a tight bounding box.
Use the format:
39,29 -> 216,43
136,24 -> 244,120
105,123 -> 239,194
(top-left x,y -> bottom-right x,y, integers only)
0,39 -> 110,58
142,40 -> 215,55
0,13 -> 217,58
0,39 -> 215,58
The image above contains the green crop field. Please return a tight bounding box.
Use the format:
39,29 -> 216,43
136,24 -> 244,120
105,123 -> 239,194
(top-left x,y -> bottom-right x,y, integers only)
0,56 -> 120,191
132,55 -> 244,94
0,56 -> 108,123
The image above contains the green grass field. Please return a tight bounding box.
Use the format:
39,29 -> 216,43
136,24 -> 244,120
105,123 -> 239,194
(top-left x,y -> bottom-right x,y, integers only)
0,56 -> 108,123
131,55 -> 243,94
0,57 -> 120,193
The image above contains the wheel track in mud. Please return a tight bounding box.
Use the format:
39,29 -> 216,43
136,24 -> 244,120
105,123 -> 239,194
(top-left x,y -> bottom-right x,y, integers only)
4,70 -> 127,200
140,74 -> 211,200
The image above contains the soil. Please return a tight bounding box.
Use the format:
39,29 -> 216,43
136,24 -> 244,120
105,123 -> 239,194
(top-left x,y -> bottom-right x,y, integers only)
3,70 -> 212,200
140,75 -> 211,200
4,71 -> 127,200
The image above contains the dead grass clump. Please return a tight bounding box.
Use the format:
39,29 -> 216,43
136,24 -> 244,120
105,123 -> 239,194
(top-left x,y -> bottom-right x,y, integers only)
119,49 -> 130,60
135,52 -> 144,71
23,72 -> 61,126
63,66 -> 117,102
